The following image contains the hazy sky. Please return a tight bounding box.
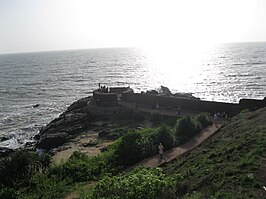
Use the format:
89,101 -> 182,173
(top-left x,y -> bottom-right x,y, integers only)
0,0 -> 266,54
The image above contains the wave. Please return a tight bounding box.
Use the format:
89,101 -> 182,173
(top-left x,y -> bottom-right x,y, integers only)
232,63 -> 246,66
252,62 -> 266,65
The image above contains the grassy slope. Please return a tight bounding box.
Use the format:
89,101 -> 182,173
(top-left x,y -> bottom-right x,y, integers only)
166,108 -> 266,198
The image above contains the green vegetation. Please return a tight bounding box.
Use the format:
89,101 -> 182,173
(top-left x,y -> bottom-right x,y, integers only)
82,167 -> 177,199
0,113 -> 218,198
176,114 -> 212,144
167,108 -> 266,198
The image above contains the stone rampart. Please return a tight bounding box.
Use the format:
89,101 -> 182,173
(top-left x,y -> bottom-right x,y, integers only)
122,93 -> 266,114
94,87 -> 265,113
239,98 -> 266,110
109,87 -> 133,94
93,91 -> 117,103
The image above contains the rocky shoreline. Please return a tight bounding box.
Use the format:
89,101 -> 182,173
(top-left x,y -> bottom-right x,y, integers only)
0,96 -> 115,157
37,96 -> 93,150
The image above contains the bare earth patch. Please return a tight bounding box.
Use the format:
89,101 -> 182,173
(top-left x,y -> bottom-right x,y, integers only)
52,131 -> 113,164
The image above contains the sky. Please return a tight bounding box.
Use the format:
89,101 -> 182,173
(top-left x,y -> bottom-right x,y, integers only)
0,0 -> 266,54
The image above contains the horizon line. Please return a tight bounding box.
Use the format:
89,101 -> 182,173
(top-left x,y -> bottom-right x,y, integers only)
1,40 -> 266,55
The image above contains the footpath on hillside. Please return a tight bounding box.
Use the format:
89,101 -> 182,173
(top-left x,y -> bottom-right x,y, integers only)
129,123 -> 223,169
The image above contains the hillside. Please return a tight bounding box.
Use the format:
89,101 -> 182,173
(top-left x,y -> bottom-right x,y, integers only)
0,108 -> 265,199
164,107 -> 266,198
69,108 -> 265,199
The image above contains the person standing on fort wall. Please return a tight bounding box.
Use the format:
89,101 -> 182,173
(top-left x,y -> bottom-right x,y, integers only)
158,143 -> 164,160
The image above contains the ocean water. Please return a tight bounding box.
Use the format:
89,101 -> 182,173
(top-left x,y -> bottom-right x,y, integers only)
0,42 -> 266,149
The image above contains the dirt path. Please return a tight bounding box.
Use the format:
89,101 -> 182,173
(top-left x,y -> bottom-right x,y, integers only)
129,123 -> 223,169
52,132 -> 113,165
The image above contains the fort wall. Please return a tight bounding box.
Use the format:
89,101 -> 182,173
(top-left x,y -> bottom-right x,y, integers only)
93,87 -> 265,114
122,93 -> 265,114
93,91 -> 117,103
122,93 -> 239,113
239,98 -> 266,110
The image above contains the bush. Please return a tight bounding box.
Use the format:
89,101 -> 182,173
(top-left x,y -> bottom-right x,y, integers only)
0,188 -> 18,199
113,126 -> 176,167
150,112 -> 162,126
175,114 -> 212,144
0,150 -> 51,188
176,116 -> 198,143
195,113 -> 212,128
19,174 -> 71,199
114,131 -> 143,167
51,151 -> 109,182
88,167 -> 177,199
153,125 -> 175,150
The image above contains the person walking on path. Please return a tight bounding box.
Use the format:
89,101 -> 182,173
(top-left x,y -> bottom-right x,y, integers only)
213,113 -> 218,127
158,143 -> 164,160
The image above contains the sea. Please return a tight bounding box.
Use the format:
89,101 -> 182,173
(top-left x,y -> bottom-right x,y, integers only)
0,42 -> 266,149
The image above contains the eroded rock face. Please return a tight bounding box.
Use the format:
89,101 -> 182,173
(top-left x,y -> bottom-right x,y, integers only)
0,147 -> 15,157
38,132 -> 71,150
37,96 -> 94,150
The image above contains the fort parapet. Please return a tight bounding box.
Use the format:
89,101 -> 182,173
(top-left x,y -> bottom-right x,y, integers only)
92,86 -> 133,107
92,86 -> 266,115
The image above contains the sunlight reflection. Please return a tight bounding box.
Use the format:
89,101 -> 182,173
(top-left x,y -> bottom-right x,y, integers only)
139,43 -> 214,93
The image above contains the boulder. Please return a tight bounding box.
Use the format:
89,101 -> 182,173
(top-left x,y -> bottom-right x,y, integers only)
160,85 -> 172,95
0,136 -> 9,142
82,140 -> 98,147
38,132 -> 71,150
98,130 -> 110,138
0,147 -> 15,157
66,96 -> 91,113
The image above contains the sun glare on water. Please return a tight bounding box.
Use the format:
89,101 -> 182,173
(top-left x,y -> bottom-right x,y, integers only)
139,42 -> 214,92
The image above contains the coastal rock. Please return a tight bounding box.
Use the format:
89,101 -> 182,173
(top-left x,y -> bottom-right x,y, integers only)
100,146 -> 108,152
33,104 -> 40,108
38,132 -> 71,150
39,112 -> 92,137
98,130 -> 110,138
0,135 -> 9,142
36,96 -> 96,150
82,140 -> 98,147
66,96 -> 91,113
160,85 -> 172,95
0,147 -> 15,157
23,141 -> 37,151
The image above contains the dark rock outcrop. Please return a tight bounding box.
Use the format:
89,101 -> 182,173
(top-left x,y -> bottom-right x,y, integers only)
37,96 -> 94,150
0,136 -> 9,142
0,147 -> 15,157
38,132 -> 71,150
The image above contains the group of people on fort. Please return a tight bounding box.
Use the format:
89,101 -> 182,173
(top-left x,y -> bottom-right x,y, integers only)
98,83 -> 109,93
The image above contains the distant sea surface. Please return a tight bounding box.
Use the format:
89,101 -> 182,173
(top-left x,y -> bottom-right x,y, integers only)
0,42 -> 266,149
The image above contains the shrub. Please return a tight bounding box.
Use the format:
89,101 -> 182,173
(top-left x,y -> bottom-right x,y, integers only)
175,114 -> 212,144
133,112 -> 146,122
89,167 -> 177,199
150,112 -> 162,126
0,188 -> 18,199
51,151 -> 109,182
176,116 -> 198,143
19,174 -> 71,199
0,150 -> 51,188
153,125 -> 175,150
114,131 -> 143,167
195,113 -> 212,128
